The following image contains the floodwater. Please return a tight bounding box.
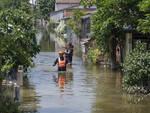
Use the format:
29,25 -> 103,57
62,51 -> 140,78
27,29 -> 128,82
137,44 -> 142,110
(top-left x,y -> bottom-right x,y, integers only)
20,30 -> 150,113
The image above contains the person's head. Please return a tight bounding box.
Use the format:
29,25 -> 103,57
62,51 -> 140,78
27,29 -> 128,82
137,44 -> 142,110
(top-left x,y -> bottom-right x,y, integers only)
67,42 -> 72,48
59,50 -> 64,57
69,42 -> 73,46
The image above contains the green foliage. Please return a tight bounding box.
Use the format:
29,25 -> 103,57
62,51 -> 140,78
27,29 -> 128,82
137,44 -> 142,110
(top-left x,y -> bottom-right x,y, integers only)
0,96 -> 20,113
19,2 -> 31,14
87,47 -> 100,64
72,8 -> 86,23
82,0 -> 149,53
49,20 -> 56,25
67,19 -> 81,37
38,0 -> 55,20
66,8 -> 86,38
0,0 -> 29,10
56,22 -> 67,35
138,14 -> 150,34
122,41 -> 150,92
80,0 -> 96,7
137,0 -> 150,33
48,20 -> 56,31
138,0 -> 150,12
0,9 -> 40,78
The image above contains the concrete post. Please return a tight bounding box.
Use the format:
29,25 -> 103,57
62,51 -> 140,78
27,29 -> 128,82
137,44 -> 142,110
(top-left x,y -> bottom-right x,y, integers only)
17,65 -> 23,86
14,86 -> 20,102
125,33 -> 132,56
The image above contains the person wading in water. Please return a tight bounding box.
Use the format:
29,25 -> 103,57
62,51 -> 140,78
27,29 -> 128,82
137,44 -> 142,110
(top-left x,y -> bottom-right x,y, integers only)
65,42 -> 74,65
53,50 -> 68,71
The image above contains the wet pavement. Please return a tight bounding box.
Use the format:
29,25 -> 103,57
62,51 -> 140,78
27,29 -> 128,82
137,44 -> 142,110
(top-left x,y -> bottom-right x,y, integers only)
20,31 -> 150,113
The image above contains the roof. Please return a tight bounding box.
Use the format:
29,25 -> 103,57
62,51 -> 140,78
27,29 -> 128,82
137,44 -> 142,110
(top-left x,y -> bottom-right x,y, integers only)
82,14 -> 92,19
80,38 -> 92,45
82,11 -> 96,19
51,5 -> 96,15
56,0 -> 81,4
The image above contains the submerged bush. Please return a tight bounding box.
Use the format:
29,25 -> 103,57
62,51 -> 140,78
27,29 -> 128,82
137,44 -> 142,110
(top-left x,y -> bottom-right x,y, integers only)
87,47 -> 101,64
48,20 -> 56,32
0,96 -> 20,113
122,41 -> 150,93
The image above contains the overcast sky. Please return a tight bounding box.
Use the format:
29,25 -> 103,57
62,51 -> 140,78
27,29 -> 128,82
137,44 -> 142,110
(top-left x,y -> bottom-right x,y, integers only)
29,0 -> 36,4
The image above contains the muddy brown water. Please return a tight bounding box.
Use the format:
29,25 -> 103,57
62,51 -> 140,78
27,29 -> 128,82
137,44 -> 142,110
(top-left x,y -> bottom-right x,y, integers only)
19,31 -> 150,113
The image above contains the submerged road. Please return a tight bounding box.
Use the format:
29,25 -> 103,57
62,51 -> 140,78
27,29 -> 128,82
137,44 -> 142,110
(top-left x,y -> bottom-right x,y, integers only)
20,31 -> 150,113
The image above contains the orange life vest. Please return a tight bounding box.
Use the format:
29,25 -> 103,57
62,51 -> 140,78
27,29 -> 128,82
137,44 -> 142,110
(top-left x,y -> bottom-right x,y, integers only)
58,76 -> 65,88
58,57 -> 66,67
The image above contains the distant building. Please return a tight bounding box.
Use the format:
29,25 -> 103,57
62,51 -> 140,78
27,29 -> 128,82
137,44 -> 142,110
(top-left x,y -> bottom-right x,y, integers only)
55,0 -> 80,11
50,5 -> 97,24
81,14 -> 92,39
63,5 -> 96,19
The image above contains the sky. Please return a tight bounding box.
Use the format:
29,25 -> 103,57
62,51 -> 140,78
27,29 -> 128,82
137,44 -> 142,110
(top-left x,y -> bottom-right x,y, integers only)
29,0 -> 36,4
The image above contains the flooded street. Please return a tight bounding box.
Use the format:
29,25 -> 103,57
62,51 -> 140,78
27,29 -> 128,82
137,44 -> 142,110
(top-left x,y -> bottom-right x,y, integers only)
20,31 -> 150,113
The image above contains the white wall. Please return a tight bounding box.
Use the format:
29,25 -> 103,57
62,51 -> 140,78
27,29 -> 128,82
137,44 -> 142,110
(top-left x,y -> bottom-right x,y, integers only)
50,10 -> 64,22
29,0 -> 36,4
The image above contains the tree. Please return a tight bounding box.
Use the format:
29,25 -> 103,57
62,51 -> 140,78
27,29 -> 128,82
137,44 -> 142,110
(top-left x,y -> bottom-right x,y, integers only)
82,0 -> 150,93
137,0 -> 150,33
0,9 -> 40,80
81,0 -> 145,53
66,8 -> 86,38
80,0 -> 96,7
38,0 -> 55,20
0,0 -> 30,10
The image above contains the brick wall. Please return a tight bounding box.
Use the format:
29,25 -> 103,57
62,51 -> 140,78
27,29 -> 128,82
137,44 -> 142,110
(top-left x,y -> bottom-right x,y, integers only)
64,9 -> 96,18
64,9 -> 73,18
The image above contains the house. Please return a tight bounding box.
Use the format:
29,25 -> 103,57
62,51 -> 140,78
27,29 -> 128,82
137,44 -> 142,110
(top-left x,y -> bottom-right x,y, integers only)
63,5 -> 97,19
80,12 -> 150,67
80,13 -> 95,58
81,13 -> 95,39
50,5 -> 97,24
51,0 -> 81,24
55,0 -> 80,11
50,10 -> 64,24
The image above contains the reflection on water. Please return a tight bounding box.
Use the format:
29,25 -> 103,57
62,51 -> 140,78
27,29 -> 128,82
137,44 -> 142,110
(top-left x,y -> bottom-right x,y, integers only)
52,70 -> 74,101
19,77 -> 40,113
85,65 -> 150,113
19,30 -> 150,113
52,71 -> 73,93
39,30 -> 55,52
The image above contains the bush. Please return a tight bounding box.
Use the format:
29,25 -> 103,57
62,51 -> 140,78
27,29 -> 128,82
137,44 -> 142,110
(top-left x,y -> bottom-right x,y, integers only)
48,20 -> 56,29
0,96 -> 20,113
122,41 -> 150,93
55,22 -> 66,35
87,47 -> 100,64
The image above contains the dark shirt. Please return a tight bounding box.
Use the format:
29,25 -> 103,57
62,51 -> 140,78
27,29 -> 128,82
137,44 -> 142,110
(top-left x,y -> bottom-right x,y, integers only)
67,45 -> 74,56
67,48 -> 72,55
